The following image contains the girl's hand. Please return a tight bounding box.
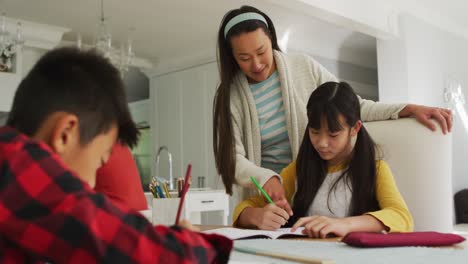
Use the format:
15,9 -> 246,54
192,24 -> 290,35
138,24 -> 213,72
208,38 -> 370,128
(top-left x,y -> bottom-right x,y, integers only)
262,176 -> 293,216
291,215 -> 350,238
399,104 -> 453,134
243,203 -> 290,230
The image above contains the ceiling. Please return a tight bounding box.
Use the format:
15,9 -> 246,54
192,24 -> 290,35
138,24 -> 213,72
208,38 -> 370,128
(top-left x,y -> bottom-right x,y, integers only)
2,0 -> 467,103
2,0 -> 467,67
390,0 -> 468,31
2,0 -> 380,68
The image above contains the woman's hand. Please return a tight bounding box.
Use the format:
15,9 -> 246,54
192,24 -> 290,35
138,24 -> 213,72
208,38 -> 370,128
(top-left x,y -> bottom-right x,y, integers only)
262,176 -> 293,216
399,104 -> 453,134
291,215 -> 350,238
240,204 -> 290,230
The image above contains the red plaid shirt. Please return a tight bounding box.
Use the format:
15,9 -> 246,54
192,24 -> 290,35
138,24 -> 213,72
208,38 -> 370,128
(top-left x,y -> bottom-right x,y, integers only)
0,127 -> 232,263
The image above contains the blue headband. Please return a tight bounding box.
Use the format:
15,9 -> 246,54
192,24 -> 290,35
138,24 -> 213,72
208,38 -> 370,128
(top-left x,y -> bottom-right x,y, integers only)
224,12 -> 268,38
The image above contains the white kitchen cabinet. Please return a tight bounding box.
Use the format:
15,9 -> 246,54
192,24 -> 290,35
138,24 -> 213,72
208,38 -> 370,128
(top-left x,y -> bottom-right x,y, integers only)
150,62 -> 220,191
184,189 -> 230,225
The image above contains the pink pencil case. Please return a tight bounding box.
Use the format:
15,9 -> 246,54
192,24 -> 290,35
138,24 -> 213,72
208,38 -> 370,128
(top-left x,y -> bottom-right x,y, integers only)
342,231 -> 465,247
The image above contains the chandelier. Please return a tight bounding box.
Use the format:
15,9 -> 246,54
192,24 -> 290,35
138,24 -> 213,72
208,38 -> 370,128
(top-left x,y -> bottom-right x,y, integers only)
0,12 -> 24,71
77,0 -> 134,74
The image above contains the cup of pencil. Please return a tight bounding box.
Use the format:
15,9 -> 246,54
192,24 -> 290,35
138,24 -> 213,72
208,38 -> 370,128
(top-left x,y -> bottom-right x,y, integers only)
149,177 -> 171,199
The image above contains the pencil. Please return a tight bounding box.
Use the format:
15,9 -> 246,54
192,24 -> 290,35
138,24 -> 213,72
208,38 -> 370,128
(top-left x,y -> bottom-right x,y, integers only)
162,182 -> 171,198
175,164 -> 192,225
234,245 -> 335,264
250,176 -> 274,204
250,176 -> 289,223
155,182 -> 165,198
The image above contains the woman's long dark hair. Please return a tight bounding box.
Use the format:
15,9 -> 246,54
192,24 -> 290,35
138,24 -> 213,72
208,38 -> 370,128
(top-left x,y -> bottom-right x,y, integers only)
213,5 -> 281,194
289,82 -> 380,224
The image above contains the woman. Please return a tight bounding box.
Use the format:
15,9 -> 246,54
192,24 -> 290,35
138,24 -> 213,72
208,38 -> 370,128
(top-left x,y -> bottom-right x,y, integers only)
212,5 -> 452,213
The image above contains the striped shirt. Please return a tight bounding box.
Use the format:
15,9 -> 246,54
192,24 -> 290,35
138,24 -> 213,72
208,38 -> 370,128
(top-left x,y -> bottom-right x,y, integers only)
250,71 -> 292,174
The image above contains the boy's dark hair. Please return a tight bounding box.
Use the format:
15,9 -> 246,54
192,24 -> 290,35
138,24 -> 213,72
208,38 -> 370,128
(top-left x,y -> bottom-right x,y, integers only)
7,47 -> 139,148
288,81 -> 380,225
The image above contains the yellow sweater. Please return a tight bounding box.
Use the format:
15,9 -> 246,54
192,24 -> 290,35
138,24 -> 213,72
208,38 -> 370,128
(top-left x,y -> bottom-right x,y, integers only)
233,160 -> 414,232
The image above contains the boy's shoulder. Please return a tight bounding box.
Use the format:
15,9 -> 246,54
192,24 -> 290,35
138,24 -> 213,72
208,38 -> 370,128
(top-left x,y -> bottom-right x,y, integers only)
0,126 -> 50,155
0,126 -> 71,181
0,126 -> 26,151
0,125 -> 90,204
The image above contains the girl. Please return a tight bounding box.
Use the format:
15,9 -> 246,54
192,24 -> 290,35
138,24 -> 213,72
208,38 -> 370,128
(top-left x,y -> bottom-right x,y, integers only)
232,82 -> 413,237
213,5 -> 452,212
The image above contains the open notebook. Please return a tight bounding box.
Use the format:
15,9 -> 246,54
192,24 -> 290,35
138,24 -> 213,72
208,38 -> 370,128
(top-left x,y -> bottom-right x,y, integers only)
202,227 -> 306,240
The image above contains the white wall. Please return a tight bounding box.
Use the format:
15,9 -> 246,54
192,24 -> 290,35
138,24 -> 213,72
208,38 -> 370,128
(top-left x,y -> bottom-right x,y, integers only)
21,48 -> 46,78
377,14 -> 468,195
311,54 -> 378,100
265,0 -> 399,39
376,33 -> 409,103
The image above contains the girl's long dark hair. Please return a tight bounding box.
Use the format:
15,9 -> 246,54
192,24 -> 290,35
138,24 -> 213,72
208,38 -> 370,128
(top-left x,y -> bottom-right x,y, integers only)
213,5 -> 281,194
289,82 -> 380,224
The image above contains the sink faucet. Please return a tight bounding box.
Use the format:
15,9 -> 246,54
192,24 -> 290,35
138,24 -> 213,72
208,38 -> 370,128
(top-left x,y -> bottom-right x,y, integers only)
155,145 -> 174,190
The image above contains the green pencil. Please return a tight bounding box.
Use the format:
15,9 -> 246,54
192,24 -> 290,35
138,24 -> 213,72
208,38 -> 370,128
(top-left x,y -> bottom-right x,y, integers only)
250,176 -> 274,204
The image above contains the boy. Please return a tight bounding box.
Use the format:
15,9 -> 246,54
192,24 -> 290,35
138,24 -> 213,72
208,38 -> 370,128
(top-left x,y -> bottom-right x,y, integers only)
0,47 -> 232,263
